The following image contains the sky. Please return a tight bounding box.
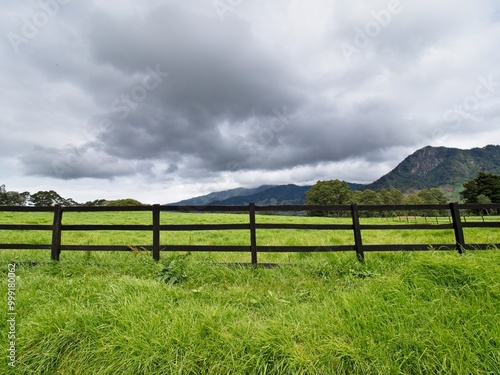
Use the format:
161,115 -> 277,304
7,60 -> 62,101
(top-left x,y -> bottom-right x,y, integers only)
1,0 -> 500,204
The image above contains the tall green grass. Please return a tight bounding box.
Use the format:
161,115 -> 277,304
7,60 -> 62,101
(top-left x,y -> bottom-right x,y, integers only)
0,249 -> 499,374
0,211 -> 499,373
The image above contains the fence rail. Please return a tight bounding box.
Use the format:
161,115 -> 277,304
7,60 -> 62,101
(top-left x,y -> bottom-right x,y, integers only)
0,203 -> 499,263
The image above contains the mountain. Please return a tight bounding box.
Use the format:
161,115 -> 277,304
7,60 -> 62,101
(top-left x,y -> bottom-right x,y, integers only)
168,185 -> 275,206
168,182 -> 365,206
209,184 -> 311,206
366,145 -> 500,192
167,145 -> 500,205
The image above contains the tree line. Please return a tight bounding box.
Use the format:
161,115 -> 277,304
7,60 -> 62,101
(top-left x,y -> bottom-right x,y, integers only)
305,172 -> 500,217
305,180 -> 447,217
0,185 -> 142,207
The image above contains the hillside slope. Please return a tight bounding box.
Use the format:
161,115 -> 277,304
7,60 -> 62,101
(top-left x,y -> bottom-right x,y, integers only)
367,145 -> 500,192
167,185 -> 275,206
168,145 -> 500,205
209,184 -> 311,206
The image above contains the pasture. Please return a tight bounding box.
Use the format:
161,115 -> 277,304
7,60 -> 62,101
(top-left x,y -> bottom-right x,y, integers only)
0,211 -> 499,374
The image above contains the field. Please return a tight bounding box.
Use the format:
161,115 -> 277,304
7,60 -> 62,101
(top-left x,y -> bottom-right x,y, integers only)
1,212 -> 499,374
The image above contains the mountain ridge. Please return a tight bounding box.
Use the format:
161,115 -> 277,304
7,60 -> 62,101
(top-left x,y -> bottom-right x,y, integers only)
366,144 -> 500,191
168,185 -> 275,206
167,145 -> 500,205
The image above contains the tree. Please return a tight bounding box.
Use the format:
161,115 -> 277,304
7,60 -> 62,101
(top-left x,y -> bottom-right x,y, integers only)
417,189 -> 438,204
305,180 -> 352,216
105,199 -> 144,206
82,198 -> 143,207
30,190 -> 67,207
360,189 -> 382,205
429,188 -> 447,204
0,185 -> 30,206
388,188 -> 404,205
378,188 -> 404,217
461,172 -> 500,204
403,194 -> 425,216
477,194 -> 492,205
350,190 -> 363,204
360,189 -> 382,217
417,189 -> 445,216
83,199 -> 107,207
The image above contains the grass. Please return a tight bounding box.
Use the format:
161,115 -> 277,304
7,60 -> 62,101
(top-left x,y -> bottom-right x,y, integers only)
0,211 -> 499,374
0,211 -> 498,263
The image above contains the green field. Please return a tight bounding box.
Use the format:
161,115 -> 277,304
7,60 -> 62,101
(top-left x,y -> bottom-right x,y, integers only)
0,211 -> 499,260
1,212 -> 499,374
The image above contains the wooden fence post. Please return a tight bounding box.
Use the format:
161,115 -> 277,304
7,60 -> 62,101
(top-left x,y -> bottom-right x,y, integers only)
51,205 -> 62,261
249,203 -> 257,265
449,202 -> 465,254
152,204 -> 160,261
351,203 -> 364,262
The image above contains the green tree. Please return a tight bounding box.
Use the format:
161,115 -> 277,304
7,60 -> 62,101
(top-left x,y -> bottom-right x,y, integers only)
417,189 -> 438,204
475,194 -> 493,215
30,190 -> 64,206
0,185 -> 30,206
29,190 -> 79,207
461,172 -> 500,204
429,188 -> 447,204
403,194 -> 425,216
477,194 -> 492,205
83,199 -> 108,207
305,180 -> 352,216
379,188 -> 390,204
360,189 -> 382,205
379,188 -> 403,217
417,189 -> 444,216
105,199 -> 144,206
387,188 -> 404,204
360,189 -> 382,217
350,190 -> 363,204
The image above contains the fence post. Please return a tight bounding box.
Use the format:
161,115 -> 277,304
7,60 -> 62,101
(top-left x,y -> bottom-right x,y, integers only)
152,204 -> 161,261
449,202 -> 465,254
51,205 -> 63,261
249,203 -> 258,265
351,204 -> 364,262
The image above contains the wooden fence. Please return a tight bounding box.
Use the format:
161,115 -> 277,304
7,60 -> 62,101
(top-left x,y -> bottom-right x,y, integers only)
0,203 -> 499,264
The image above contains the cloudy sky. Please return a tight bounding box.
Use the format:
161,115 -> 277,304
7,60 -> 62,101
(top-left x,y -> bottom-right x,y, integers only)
1,0 -> 499,204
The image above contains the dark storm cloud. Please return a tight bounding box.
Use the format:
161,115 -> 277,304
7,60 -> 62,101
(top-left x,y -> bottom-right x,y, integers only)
68,4 -> 419,175
6,0 -> 500,191
66,3 -> 312,176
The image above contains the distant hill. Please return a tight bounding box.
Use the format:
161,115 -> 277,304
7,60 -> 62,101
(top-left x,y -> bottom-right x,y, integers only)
208,184 -> 311,206
168,185 -> 275,206
366,145 -> 500,193
168,182 -> 364,206
167,145 -> 500,205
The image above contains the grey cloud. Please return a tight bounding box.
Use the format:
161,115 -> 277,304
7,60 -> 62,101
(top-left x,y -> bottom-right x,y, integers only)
2,0 -> 497,195
19,145 -> 150,180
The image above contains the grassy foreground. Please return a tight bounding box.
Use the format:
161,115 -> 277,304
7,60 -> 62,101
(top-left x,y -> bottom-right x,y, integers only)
1,249 -> 499,374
